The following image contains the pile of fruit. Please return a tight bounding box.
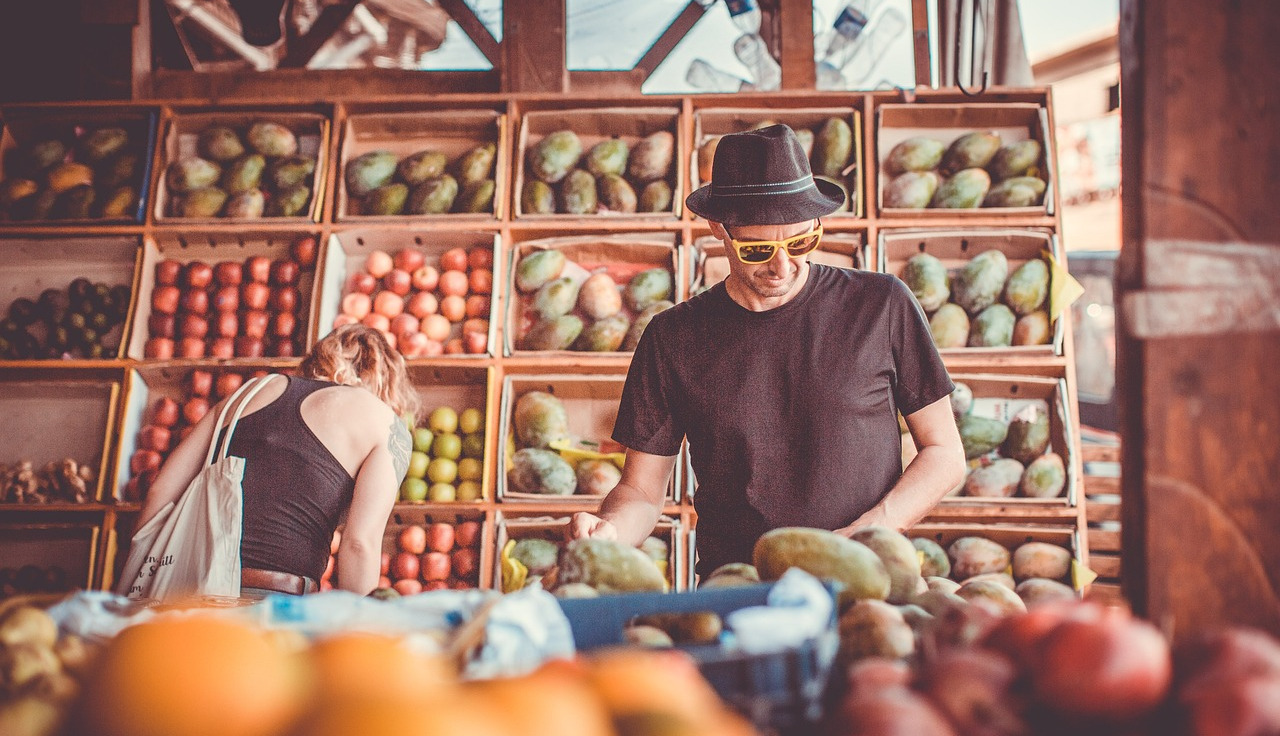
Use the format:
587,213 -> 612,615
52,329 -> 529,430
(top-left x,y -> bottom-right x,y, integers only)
377,518 -> 483,594
0,458 -> 96,505
343,143 -> 496,216
163,121 -> 320,218
698,116 -> 856,209
0,123 -> 146,222
0,279 -> 132,360
507,390 -> 625,497
951,382 -> 1067,499
400,406 -> 485,503
144,237 -> 315,359
512,249 -> 673,352
901,248 -> 1053,349
333,245 -> 491,357
521,129 -> 676,215
503,531 -> 670,595
882,131 -> 1047,209
908,534 -> 1078,610
123,369 -> 265,501
0,565 -> 74,596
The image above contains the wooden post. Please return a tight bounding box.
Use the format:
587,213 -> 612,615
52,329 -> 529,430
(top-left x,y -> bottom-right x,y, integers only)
1118,0 -> 1280,638
501,0 -> 567,93
775,0 -> 816,90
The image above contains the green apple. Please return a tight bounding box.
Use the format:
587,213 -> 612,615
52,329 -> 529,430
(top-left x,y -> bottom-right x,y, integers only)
407,451 -> 430,479
400,477 -> 428,502
428,482 -> 457,502
428,406 -> 458,434
459,407 -> 483,434
412,427 -> 434,454
427,457 -> 458,484
457,458 -> 483,482
456,480 -> 482,502
462,432 -> 485,459
432,432 -> 462,460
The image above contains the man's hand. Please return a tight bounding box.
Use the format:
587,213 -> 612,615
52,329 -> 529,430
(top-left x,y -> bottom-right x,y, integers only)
567,512 -> 617,542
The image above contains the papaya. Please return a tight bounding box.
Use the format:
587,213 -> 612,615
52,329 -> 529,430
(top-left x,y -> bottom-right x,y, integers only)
930,168 -> 990,209
396,150 -> 449,186
883,171 -> 939,209
269,185 -> 311,217
167,158 -> 219,193
1011,541 -> 1072,582
968,304 -> 1016,347
180,187 -> 228,218
1015,578 -> 1077,608
988,139 -> 1042,181
947,536 -> 1010,581
511,538 -> 560,575
623,300 -> 673,351
197,126 -> 245,162
532,277 -> 581,320
576,459 -> 622,495
577,273 -> 622,320
585,139 -> 629,177
983,176 -> 1046,208
956,579 -> 1026,616
811,117 -> 853,178
521,180 -> 556,214
454,179 -> 495,214
598,174 -> 638,214
929,304 -> 970,349
223,189 -> 265,218
222,154 -> 265,195
79,127 -> 128,163
406,175 -> 458,215
574,312 -> 630,352
1013,310 -> 1052,346
246,121 -> 298,157
363,183 -> 408,216
454,143 -> 496,185
1004,258 -> 1050,315
267,156 -> 316,190
912,538 -> 951,579
624,268 -> 673,312
850,526 -> 923,605
837,599 -> 914,663
346,151 -> 397,197
522,315 -> 584,351
638,180 -> 672,213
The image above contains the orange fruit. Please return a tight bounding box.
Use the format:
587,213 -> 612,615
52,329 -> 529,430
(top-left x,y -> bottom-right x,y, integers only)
306,632 -> 455,706
471,660 -> 613,736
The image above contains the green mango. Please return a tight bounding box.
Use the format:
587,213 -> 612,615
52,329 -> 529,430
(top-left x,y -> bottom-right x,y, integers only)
811,117 -> 853,178
14,189 -> 57,220
983,176 -> 1046,208
559,169 -> 597,215
929,303 -> 970,349
246,121 -> 298,157
167,157 -> 221,193
598,173 -> 637,213
0,179 -> 39,208
754,527 -> 891,608
940,131 -> 1002,176
958,414 -> 1008,459
511,538 -> 560,574
514,390 -> 570,449
532,277 -> 581,320
794,128 -> 815,158
222,154 -> 265,195
948,536 -> 1011,581
529,130 -> 583,184
508,447 -> 576,495
577,273 -> 622,320
696,135 -> 720,183
397,149 -> 449,186
98,153 -> 139,190
963,458 -> 1025,498
1020,452 -> 1067,498
950,382 -> 973,419
930,168 -> 991,209
454,179 -> 495,214
406,174 -> 458,215
989,139 -> 1042,181
346,151 -> 398,197
362,183 -> 408,215
1011,542 -> 1071,581
1013,310 -> 1052,346
627,131 -> 675,182
1004,258 -> 1049,315
268,156 -> 316,190
180,186 -> 228,218
574,312 -> 630,352
558,538 -> 667,594
1003,406 -> 1051,465
522,314 -> 584,351
585,139 -> 629,177
197,127 -> 245,162
883,171 -> 939,209
623,300 -> 673,351
514,250 -> 566,293
98,185 -> 137,219
911,538 -> 950,579
576,459 -> 623,495
957,579 -> 1026,615
521,180 -> 556,214
53,185 -> 95,219
884,136 -> 945,175
224,189 -> 266,218
25,139 -> 67,172
953,249 -> 1009,315
624,268 -> 673,312
901,253 -> 950,312
269,185 -> 311,217
1015,579 -> 1077,607
850,526 -> 923,604
79,127 -> 128,163
455,143 -> 496,185
969,304 -> 1016,348
639,180 -> 672,213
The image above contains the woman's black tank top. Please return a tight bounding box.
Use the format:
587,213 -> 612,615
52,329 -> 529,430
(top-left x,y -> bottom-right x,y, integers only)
222,376 -> 356,581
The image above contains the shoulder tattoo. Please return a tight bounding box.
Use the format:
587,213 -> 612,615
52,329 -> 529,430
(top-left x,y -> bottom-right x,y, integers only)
388,417 -> 412,482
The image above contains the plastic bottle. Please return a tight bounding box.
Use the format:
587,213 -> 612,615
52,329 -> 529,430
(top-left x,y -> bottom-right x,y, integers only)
733,33 -> 781,91
725,0 -> 762,34
685,58 -> 754,93
817,2 -> 907,90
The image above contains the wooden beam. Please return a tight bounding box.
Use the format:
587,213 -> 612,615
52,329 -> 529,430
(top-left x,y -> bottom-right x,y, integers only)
435,0 -> 500,67
777,0 -> 815,90
279,0 -> 360,69
501,0 -> 565,93
633,2 -> 707,79
150,68 -> 499,100
911,0 -> 931,87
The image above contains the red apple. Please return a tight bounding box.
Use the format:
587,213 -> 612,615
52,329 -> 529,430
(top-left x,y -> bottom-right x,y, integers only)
383,269 -> 412,296
439,247 -> 468,273
399,331 -> 429,357
186,369 -> 214,397
393,578 -> 422,596
151,397 -> 180,427
245,256 -> 271,284
347,271 -> 377,295
362,312 -> 390,332
139,425 -> 172,453
463,331 -> 488,355
425,523 -> 455,554
242,310 -> 270,339
390,551 -> 420,581
468,269 -> 493,295
235,336 -> 264,358
184,261 -> 213,289
181,289 -> 209,315
270,286 -> 299,313
155,259 -> 182,286
272,311 -> 296,338
454,520 -> 481,548
406,291 -> 438,319
271,259 -> 300,287
398,525 -> 427,555
421,339 -> 444,357
380,551 -> 391,577
242,282 -> 270,311
183,397 -> 209,424
365,250 -> 393,278
448,579 -> 471,591
420,552 -> 450,582
214,311 -> 238,339
290,236 -> 317,268
179,314 -> 209,340
151,286 -> 180,315
213,261 -> 243,286
130,449 -> 162,475
144,337 -> 175,359
212,285 -> 239,313
451,548 -> 478,580
332,314 -> 358,329
341,292 -> 371,320
423,580 -> 448,592
178,336 -> 207,359
272,339 -> 296,358
210,337 -> 235,359
215,372 -> 244,399
389,313 -> 419,337
443,338 -> 464,355
410,265 -> 439,291
464,295 -> 490,319
148,313 -> 176,339
467,247 -> 493,271
377,575 -> 392,589
373,291 -> 404,319
392,248 -> 424,273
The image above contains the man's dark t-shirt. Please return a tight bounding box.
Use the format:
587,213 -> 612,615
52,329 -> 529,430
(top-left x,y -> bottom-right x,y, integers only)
613,264 -> 954,576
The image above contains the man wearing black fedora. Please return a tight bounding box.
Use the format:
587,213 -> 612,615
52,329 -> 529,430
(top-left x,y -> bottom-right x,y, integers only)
570,124 -> 966,578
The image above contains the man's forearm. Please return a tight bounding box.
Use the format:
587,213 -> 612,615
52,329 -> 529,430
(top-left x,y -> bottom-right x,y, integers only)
597,481 -> 665,546
845,444 -> 966,533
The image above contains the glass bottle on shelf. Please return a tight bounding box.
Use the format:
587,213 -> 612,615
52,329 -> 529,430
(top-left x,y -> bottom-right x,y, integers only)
686,58 -> 754,93
724,0 -> 762,34
733,33 -> 781,90
816,1 -> 907,90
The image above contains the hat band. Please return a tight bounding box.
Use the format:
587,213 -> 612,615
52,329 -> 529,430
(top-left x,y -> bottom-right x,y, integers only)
711,174 -> 817,197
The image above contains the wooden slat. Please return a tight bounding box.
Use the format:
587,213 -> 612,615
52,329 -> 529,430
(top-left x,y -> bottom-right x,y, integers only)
1081,444 -> 1121,463
1089,527 -> 1122,553
1085,582 -> 1127,607
1087,501 -> 1121,523
634,2 -> 708,79
1085,475 -> 1121,496
1089,554 -> 1123,579
501,0 -> 566,93
435,0 -> 500,67
777,0 -> 816,90
911,0 -> 932,87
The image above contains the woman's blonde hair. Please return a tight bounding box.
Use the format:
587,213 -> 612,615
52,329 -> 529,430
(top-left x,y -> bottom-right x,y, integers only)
300,324 -> 420,420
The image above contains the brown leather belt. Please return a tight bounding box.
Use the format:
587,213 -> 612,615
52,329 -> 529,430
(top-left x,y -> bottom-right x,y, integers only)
241,567 -> 318,596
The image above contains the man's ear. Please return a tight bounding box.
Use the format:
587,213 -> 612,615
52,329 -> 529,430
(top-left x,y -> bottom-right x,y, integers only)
707,220 -> 729,242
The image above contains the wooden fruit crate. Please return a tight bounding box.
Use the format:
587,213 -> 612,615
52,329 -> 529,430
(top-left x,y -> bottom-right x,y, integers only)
380,505 -> 492,592
908,521 -> 1091,592
402,364 -> 495,504
0,521 -> 101,594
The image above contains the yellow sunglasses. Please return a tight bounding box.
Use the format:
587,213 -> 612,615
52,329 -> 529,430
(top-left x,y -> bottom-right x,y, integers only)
727,222 -> 824,264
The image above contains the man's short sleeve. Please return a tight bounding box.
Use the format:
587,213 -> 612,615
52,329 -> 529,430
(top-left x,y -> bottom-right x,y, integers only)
612,320 -> 684,456
889,278 -> 955,416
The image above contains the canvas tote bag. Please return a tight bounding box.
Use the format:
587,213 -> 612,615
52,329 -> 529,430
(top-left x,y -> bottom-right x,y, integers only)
117,374 -> 282,601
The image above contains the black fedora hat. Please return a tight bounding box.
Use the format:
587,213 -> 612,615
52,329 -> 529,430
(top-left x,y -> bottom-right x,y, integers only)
685,123 -> 845,227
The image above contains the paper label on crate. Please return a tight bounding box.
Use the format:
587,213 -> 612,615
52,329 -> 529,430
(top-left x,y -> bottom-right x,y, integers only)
1071,560 -> 1098,591
969,397 -> 1048,425
1045,248 -> 1085,320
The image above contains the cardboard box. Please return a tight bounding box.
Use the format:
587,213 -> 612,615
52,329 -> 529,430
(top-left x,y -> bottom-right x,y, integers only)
336,108 -> 507,221
403,364 -> 494,504
0,235 -> 140,360
154,109 -> 330,224
879,228 -> 1065,357
504,233 -> 680,357
514,106 -> 682,219
380,505 -> 492,590
691,106 -> 864,218
0,522 -> 101,591
314,228 -> 499,359
907,521 -> 1090,591
0,378 -> 121,504
493,511 -> 685,591
126,232 -> 320,361
876,103 -> 1055,217
910,373 -> 1078,509
688,231 -> 868,294
0,105 -> 157,224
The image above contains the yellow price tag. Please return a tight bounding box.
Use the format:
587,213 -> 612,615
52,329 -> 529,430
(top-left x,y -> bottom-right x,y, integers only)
1044,248 -> 1085,321
500,539 -> 528,594
1071,560 -> 1099,591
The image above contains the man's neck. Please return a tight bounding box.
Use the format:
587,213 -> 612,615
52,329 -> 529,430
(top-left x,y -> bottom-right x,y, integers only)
724,261 -> 812,312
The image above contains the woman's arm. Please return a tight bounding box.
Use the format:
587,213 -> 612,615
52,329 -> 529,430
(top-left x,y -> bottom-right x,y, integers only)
337,408 -> 409,594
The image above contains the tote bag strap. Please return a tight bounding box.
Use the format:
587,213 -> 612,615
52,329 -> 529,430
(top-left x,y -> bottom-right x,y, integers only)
203,374 -> 284,465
